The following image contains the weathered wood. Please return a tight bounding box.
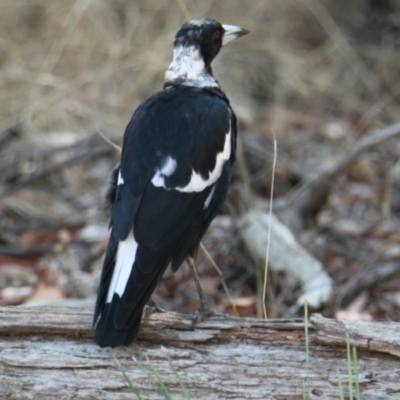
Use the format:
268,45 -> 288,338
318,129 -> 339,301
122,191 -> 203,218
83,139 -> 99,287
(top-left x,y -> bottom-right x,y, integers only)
0,306 -> 399,399
311,313 -> 400,357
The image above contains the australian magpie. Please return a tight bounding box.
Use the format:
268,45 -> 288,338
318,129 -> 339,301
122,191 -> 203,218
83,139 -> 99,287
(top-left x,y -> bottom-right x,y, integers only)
93,18 -> 249,348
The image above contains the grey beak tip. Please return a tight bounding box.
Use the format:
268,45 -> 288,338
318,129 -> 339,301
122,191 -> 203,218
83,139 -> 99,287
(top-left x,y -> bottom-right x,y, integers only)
239,28 -> 250,37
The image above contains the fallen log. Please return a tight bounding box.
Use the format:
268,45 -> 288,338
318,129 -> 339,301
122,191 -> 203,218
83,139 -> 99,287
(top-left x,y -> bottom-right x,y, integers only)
0,306 -> 399,399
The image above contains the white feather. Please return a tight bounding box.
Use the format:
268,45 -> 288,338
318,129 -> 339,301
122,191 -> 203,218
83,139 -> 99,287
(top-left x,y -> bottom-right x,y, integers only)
204,185 -> 216,209
151,156 -> 177,187
106,232 -> 138,302
117,170 -> 124,185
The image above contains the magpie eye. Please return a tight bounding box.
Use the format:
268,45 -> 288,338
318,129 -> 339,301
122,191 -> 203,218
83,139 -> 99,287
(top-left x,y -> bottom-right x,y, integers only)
213,30 -> 221,39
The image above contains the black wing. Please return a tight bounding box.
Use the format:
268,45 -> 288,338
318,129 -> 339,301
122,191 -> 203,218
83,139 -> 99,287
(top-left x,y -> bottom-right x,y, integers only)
94,86 -> 236,347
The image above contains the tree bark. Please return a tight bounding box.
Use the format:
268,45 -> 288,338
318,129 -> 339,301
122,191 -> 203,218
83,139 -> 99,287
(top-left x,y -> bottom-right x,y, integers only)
0,306 -> 399,399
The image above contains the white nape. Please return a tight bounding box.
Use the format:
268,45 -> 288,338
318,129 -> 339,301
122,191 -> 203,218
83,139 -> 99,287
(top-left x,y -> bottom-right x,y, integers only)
106,232 -> 138,302
165,45 -> 219,88
151,156 -> 177,187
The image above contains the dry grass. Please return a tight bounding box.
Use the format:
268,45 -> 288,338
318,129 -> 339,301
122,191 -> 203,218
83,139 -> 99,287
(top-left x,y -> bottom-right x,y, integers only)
2,0 -> 399,137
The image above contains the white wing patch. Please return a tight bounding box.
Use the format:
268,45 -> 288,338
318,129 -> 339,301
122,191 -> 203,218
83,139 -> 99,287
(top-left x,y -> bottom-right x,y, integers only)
117,170 -> 124,185
177,123 -> 231,193
151,157 -> 177,187
151,123 -> 231,193
106,232 -> 138,302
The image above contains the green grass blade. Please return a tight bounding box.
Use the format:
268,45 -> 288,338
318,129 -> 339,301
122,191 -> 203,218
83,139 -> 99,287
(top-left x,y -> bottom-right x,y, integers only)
302,379 -> 310,400
304,302 -> 309,370
303,302 -> 310,399
346,334 -> 354,400
265,360 -> 270,378
166,355 -> 191,400
352,346 -> 361,400
114,355 -> 143,400
337,368 -> 345,400
132,356 -> 156,382
145,355 -> 173,400
133,355 -> 170,398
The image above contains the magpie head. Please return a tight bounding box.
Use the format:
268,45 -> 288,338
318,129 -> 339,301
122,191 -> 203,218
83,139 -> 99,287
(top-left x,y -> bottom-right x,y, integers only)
165,19 -> 249,88
175,19 -> 249,66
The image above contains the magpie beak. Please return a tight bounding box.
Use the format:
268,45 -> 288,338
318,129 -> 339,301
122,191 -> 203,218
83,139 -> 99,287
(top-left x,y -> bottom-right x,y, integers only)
222,24 -> 250,46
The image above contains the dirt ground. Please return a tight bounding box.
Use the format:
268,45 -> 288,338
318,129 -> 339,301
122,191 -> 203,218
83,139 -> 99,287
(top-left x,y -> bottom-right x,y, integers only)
0,0 -> 399,323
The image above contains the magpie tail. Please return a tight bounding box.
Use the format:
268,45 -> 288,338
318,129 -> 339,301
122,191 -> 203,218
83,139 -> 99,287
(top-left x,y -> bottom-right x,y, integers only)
93,230 -> 169,348
94,295 -> 141,347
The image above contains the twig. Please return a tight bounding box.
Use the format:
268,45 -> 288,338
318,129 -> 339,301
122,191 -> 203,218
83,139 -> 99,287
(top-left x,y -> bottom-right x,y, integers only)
175,0 -> 192,21
0,244 -> 54,257
24,0 -> 92,125
262,130 -> 277,319
302,0 -> 379,92
0,125 -> 22,148
335,262 -> 400,308
199,242 -> 238,316
96,124 -> 122,153
0,137 -> 114,198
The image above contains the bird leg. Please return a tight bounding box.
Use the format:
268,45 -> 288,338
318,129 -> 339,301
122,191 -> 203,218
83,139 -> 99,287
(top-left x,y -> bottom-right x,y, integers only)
187,256 -> 227,324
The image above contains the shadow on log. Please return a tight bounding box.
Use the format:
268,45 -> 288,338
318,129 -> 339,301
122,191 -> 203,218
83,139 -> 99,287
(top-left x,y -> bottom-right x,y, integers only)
0,306 -> 399,399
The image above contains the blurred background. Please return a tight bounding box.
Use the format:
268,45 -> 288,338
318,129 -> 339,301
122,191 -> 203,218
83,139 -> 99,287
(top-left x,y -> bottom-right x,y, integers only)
1,0 -> 400,322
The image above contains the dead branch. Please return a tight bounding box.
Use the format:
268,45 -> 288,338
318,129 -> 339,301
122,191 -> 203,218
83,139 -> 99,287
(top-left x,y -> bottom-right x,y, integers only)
335,261 -> 400,308
0,306 -> 304,341
0,134 -> 117,198
281,123 -> 400,230
0,125 -> 22,148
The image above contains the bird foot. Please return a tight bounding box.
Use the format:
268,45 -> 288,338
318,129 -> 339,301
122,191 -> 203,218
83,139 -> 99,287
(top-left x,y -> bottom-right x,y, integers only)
186,256 -> 229,326
191,301 -> 229,326
144,298 -> 166,317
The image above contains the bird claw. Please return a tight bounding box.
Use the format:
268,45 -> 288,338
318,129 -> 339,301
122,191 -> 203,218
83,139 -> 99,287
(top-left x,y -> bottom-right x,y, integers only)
191,302 -> 229,326
144,299 -> 166,317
